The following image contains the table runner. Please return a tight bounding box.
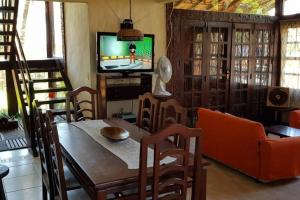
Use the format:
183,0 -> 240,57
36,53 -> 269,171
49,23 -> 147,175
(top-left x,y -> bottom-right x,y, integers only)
71,120 -> 176,169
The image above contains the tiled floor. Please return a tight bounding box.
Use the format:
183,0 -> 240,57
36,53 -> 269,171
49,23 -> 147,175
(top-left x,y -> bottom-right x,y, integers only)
0,149 -> 42,200
1,146 -> 300,200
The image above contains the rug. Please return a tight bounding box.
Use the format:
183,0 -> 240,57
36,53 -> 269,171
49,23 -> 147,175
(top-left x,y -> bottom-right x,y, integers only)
0,125 -> 28,151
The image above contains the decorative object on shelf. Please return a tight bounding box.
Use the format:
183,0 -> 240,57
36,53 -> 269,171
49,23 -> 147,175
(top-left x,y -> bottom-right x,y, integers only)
117,0 -> 143,41
153,56 -> 172,96
267,86 -> 290,108
101,127 -> 130,141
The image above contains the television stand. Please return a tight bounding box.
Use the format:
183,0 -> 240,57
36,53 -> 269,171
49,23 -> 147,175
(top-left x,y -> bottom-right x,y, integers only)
97,73 -> 152,118
120,71 -> 134,78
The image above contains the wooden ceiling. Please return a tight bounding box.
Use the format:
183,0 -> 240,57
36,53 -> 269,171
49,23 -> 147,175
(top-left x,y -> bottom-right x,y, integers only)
173,0 -> 275,15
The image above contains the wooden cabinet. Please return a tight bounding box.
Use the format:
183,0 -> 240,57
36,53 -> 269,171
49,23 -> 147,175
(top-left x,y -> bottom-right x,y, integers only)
169,19 -> 276,126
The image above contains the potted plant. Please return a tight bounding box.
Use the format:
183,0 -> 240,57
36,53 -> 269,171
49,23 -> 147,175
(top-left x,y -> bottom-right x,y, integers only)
0,112 -> 19,131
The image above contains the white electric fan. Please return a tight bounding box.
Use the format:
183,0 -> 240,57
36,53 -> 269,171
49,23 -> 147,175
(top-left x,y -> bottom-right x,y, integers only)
153,56 -> 172,96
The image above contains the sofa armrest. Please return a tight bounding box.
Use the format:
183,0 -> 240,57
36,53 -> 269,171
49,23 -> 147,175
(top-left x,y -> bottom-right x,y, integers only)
289,110 -> 300,128
260,137 -> 300,181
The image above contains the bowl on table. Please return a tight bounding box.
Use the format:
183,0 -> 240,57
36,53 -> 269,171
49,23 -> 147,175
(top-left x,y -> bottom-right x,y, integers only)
100,127 -> 130,141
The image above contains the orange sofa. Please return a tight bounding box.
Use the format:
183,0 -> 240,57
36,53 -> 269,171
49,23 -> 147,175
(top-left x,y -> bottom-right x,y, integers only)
289,110 -> 300,129
196,108 -> 300,181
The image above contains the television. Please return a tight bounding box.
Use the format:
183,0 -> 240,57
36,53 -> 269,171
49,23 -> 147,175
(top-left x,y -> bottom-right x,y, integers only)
97,32 -> 155,74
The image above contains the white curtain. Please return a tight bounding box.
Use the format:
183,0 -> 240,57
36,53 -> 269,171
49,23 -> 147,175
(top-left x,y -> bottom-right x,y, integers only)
281,22 -> 300,107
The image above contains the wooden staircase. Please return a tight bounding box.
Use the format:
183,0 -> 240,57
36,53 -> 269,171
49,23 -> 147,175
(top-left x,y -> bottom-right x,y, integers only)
13,53 -> 73,156
0,0 -> 18,60
0,0 -> 73,155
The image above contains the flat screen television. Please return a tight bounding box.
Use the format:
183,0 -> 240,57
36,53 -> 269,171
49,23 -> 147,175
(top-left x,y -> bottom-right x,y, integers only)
97,32 -> 155,74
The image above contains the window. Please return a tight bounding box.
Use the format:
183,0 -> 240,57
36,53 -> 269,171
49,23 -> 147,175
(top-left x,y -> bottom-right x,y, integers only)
17,0 -> 64,59
281,22 -> 300,106
17,0 -> 47,59
284,0 -> 300,16
53,2 -> 64,57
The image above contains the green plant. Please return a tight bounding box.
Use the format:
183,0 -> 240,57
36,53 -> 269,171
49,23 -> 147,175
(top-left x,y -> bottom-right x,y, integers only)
0,112 -> 21,121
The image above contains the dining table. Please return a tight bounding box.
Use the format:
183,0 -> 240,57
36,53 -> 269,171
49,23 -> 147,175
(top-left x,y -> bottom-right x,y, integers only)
57,118 -> 208,200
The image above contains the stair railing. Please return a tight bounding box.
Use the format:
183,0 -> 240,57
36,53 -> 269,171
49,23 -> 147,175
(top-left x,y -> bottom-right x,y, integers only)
15,32 -> 31,94
14,30 -> 37,155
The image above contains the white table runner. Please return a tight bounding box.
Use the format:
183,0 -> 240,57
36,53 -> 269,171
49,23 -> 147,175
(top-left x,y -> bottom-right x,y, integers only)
71,120 -> 176,169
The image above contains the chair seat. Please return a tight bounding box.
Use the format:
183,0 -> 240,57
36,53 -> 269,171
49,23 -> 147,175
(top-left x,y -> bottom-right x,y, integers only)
64,165 -> 80,189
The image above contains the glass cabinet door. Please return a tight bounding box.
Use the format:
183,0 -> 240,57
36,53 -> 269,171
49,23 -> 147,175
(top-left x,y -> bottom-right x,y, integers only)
230,24 -> 252,117
182,24 -> 205,126
250,24 -> 274,118
205,24 -> 231,112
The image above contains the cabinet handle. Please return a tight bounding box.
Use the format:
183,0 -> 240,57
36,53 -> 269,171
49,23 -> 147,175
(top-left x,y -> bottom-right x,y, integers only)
250,74 -> 252,79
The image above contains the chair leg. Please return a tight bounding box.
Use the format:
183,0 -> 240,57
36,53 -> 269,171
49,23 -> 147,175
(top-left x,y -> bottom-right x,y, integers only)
42,183 -> 48,200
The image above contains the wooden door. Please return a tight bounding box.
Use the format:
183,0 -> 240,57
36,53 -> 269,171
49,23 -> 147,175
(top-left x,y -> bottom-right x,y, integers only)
249,24 -> 274,119
181,21 -> 206,126
230,24 -> 253,117
204,23 -> 231,112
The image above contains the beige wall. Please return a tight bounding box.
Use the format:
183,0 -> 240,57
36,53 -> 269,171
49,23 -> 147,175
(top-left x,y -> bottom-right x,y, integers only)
65,0 -> 166,116
65,2 -> 91,88
88,0 -> 166,88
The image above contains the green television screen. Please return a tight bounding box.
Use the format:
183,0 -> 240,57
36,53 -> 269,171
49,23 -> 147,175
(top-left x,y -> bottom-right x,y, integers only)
97,32 -> 154,73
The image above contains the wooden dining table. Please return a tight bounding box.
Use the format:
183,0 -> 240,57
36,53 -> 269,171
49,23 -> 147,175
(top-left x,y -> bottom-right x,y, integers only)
57,118 -> 208,200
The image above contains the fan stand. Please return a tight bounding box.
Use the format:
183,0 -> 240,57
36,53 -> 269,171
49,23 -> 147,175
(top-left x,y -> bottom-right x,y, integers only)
153,78 -> 171,96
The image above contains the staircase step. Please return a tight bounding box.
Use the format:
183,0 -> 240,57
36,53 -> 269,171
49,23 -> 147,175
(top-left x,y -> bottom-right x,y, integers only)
0,19 -> 15,24
24,97 -> 66,106
37,97 -> 66,105
0,41 -> 13,46
0,7 -> 16,12
34,87 -> 67,93
32,77 -> 64,83
0,31 -> 14,36
50,108 -> 73,116
20,78 -> 64,84
28,68 -> 60,73
0,52 -> 12,56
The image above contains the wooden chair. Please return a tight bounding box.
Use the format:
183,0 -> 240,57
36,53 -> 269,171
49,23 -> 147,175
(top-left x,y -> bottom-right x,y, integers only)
157,99 -> 187,146
33,101 -> 82,200
32,100 -> 55,200
45,110 -> 90,200
139,124 -> 203,200
66,86 -> 100,122
137,92 -> 160,133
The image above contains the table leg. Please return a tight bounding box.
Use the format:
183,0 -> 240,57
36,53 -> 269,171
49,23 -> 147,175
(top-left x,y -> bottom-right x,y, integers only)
97,191 -> 106,200
0,179 -> 7,200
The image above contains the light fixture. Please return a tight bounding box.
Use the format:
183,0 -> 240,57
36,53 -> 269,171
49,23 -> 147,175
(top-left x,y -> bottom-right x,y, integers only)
117,0 -> 144,41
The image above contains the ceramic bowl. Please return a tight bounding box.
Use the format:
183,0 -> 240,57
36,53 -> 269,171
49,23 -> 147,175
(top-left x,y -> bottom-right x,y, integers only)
100,127 -> 129,141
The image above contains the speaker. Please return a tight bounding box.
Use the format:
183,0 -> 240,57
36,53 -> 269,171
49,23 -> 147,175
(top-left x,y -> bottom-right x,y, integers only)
267,86 -> 290,108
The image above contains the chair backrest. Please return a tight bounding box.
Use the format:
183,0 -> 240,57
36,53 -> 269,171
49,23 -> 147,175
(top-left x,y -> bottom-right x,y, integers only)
45,110 -> 68,200
157,99 -> 187,131
66,86 -> 100,122
137,92 -> 160,133
139,124 -> 203,200
32,100 -> 55,195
